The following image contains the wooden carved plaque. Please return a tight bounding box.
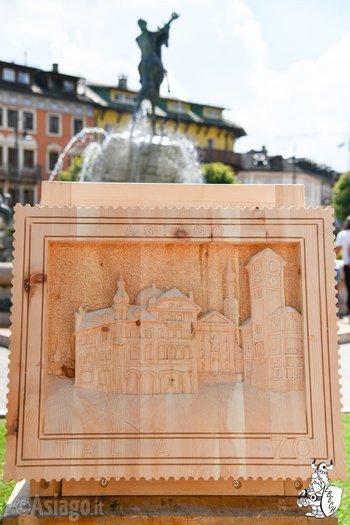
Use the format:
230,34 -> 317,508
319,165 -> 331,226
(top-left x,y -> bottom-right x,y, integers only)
5,205 -> 344,481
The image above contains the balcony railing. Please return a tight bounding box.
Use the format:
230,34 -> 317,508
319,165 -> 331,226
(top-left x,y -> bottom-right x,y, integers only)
198,148 -> 242,169
0,164 -> 42,184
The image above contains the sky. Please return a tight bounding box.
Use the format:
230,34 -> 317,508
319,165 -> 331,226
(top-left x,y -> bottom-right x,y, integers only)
1,0 -> 350,172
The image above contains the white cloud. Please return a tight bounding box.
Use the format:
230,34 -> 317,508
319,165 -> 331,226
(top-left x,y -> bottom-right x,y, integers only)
221,0 -> 350,171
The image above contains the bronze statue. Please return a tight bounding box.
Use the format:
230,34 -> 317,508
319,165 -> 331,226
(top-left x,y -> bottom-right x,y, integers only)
135,12 -> 179,124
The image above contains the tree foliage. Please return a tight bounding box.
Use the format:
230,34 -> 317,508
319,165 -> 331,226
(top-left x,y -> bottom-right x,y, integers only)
57,156 -> 83,182
202,162 -> 238,184
332,171 -> 350,221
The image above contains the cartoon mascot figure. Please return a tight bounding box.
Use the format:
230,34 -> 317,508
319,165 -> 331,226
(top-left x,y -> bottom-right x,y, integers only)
297,459 -> 342,518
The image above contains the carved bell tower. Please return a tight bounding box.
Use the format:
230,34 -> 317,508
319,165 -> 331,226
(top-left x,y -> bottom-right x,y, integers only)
113,275 -> 129,321
223,260 -> 239,326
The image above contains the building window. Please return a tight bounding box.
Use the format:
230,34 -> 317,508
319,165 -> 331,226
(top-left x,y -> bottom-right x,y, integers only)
23,111 -> 34,131
23,150 -> 34,169
208,138 -> 214,149
73,118 -> 84,135
3,68 -> 15,82
18,71 -> 30,84
48,114 -> 60,134
0,108 -> 2,127
63,80 -> 75,92
23,189 -> 34,205
48,151 -> 59,171
7,109 -> 18,128
8,148 -> 16,168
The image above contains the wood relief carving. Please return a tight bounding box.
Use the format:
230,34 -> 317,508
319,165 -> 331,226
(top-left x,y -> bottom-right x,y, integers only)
73,250 -> 303,396
5,205 -> 344,483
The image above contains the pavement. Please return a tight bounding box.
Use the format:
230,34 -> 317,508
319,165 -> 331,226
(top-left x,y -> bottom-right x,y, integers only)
0,323 -> 350,417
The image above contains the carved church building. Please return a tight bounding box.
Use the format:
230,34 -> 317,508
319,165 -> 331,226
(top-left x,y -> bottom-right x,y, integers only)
73,249 -> 304,395
74,262 -> 243,395
240,248 -> 304,392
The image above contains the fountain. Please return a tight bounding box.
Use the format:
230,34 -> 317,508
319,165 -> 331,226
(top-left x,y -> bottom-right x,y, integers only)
49,12 -> 202,185
49,112 -> 202,184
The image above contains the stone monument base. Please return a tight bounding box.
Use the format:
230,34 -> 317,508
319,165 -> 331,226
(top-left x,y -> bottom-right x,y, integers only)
2,482 -> 338,524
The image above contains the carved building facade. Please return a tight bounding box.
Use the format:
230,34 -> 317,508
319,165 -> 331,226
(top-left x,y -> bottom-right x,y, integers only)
74,262 -> 243,395
73,250 -> 304,395
240,248 -> 304,392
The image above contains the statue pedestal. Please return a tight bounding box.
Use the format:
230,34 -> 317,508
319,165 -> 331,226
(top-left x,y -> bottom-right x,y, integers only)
3,481 -> 338,524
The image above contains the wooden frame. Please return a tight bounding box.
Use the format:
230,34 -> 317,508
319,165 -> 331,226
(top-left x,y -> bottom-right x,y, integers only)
5,204 -> 344,483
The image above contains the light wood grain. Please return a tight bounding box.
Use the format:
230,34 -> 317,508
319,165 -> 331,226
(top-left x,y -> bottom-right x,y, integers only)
40,182 -> 305,208
5,199 -> 343,484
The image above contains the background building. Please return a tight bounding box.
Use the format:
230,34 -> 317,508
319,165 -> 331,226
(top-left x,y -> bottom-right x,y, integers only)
86,75 -> 246,171
238,147 -> 339,207
0,60 -> 95,204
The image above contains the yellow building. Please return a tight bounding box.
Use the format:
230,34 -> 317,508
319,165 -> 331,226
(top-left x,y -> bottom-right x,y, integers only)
86,76 -> 246,170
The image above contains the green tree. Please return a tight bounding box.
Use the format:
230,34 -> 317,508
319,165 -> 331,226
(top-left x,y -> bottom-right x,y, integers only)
202,162 -> 238,184
332,171 -> 350,221
57,156 -> 83,182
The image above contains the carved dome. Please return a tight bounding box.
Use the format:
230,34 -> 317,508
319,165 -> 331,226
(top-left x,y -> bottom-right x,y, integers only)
135,283 -> 164,306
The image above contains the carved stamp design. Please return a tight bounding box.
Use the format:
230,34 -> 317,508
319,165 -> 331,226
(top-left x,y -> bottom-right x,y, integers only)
6,204 -> 343,483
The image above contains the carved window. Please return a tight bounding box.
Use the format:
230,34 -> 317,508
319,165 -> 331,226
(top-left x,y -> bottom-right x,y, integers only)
287,368 -> 295,379
267,260 -> 278,273
176,314 -> 183,321
272,368 -> 281,380
129,346 -> 138,360
159,345 -> 167,359
255,342 -> 264,356
285,338 -> 300,354
88,333 -> 95,344
175,347 -> 183,359
81,370 -> 92,383
296,367 -> 304,379
80,334 -> 87,345
86,352 -> 94,364
145,345 -> 153,360
158,328 -> 164,338
255,324 -> 262,335
253,289 -> 262,300
253,273 -> 263,285
99,370 -> 111,386
101,330 -> 108,342
184,346 -> 191,359
145,329 -> 152,338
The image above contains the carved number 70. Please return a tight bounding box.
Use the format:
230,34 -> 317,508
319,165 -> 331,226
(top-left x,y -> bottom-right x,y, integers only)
271,437 -> 313,459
